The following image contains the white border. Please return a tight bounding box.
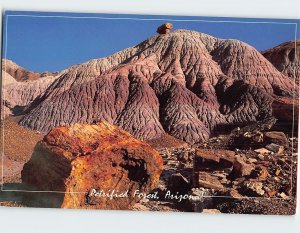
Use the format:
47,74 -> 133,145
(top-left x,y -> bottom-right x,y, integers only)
1,13 -> 298,202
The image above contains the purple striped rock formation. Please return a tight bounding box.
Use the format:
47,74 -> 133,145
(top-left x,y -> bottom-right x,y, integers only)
2,30 -> 298,143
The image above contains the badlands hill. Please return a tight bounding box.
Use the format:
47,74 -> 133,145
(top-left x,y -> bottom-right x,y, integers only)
2,59 -> 58,82
2,30 -> 298,144
1,64 -> 59,119
262,40 -> 299,80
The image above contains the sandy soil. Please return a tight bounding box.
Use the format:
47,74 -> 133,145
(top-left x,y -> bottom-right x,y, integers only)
0,116 -> 44,183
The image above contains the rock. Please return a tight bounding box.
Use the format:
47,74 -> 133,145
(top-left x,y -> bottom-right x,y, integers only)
251,165 -> 269,181
202,209 -> 221,214
168,173 -> 190,194
254,148 -> 272,155
232,156 -> 255,177
241,181 -> 265,196
248,158 -> 257,163
194,149 -> 235,172
194,149 -> 253,177
21,121 -> 163,209
272,97 -> 299,125
132,203 -> 150,211
231,117 -> 279,149
3,75 -> 58,114
264,131 -> 288,147
231,117 -> 277,136
229,189 -> 244,198
233,131 -> 264,149
265,143 -> 284,153
156,23 -> 173,34
267,190 -> 277,197
1,59 -> 60,118
262,40 -> 300,80
279,192 -> 289,199
177,150 -> 190,163
275,169 -> 281,176
194,172 -> 225,191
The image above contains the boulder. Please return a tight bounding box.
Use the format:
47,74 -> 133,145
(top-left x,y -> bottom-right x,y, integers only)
264,131 -> 288,147
21,121 -> 163,210
265,143 -> 284,153
251,165 -> 269,181
232,156 -> 255,177
194,149 -> 235,172
194,149 -> 254,180
156,22 -> 173,34
194,172 -> 225,191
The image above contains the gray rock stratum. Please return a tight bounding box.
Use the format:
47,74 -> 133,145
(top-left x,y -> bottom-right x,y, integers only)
3,30 -> 298,144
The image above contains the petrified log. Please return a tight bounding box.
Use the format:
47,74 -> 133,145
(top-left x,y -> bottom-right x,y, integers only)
272,97 -> 299,124
156,22 -> 173,34
21,121 -> 163,209
194,172 -> 225,191
263,131 -> 288,147
194,149 -> 254,177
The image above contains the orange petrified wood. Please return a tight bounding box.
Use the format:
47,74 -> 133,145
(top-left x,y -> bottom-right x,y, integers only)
21,121 -> 163,210
156,22 -> 173,34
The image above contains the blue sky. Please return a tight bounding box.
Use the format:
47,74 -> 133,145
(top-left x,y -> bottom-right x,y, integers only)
2,11 -> 300,72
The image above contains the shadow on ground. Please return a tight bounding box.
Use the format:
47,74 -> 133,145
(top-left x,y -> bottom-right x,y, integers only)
0,183 -> 64,208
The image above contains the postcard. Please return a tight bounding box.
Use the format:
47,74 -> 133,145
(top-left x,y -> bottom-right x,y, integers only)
0,11 -> 299,214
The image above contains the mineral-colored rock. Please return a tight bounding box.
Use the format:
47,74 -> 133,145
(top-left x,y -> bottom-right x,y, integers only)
157,23 -> 173,34
254,148 -> 272,157
21,121 -> 163,209
262,40 -> 299,80
241,181 -> 265,196
272,97 -> 299,125
264,131 -> 288,147
265,143 -> 284,154
252,165 -> 269,181
194,149 -> 236,171
232,156 -> 255,177
194,149 -> 254,177
194,172 -> 225,191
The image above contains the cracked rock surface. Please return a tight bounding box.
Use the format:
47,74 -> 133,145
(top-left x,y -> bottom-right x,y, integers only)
21,121 -> 163,209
